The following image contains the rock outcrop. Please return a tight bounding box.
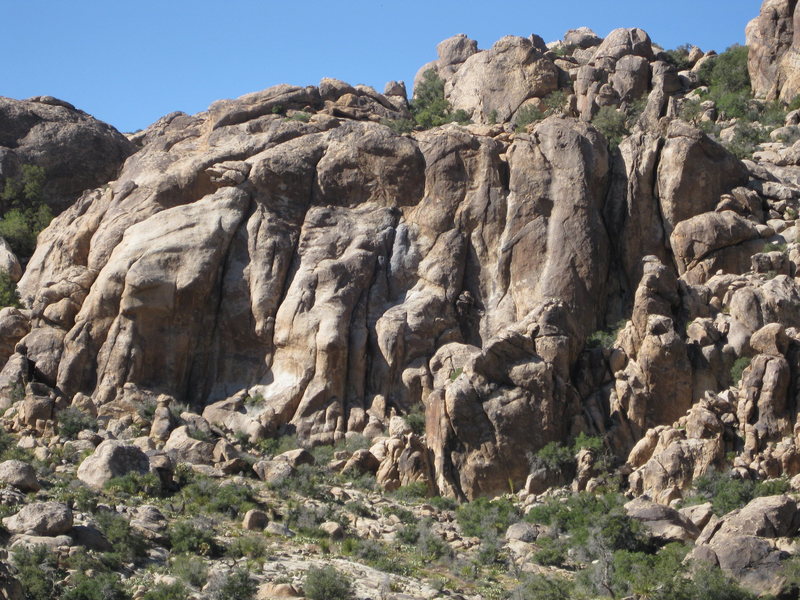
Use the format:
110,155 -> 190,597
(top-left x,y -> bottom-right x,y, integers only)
747,0 -> 800,102
0,96 -> 134,213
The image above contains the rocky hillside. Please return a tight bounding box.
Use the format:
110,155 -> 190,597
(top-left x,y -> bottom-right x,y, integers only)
3,1 -> 800,598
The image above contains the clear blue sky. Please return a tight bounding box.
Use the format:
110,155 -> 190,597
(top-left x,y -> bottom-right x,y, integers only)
1,0 -> 760,133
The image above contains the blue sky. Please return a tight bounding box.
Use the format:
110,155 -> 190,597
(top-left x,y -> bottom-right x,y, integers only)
1,1 -> 760,132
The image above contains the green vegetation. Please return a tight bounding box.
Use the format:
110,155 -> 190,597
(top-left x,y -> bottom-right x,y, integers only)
514,90 -> 568,131
0,164 -> 54,263
763,241 -> 788,253
105,471 -> 164,499
61,571 -> 128,600
730,356 -> 751,386
141,582 -> 187,600
662,44 -> 694,72
208,568 -> 257,600
383,69 -> 471,132
57,407 -> 98,439
13,545 -> 63,600
587,319 -> 628,349
591,106 -> 631,149
168,519 -> 220,556
455,496 -> 520,537
177,476 -> 255,518
304,565 -> 354,600
95,510 -> 149,566
0,271 -> 20,308
685,470 -> 790,515
533,433 -> 610,477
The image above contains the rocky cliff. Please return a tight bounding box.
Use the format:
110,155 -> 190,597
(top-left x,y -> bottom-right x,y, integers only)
3,3 -> 800,598
1,17 -> 798,505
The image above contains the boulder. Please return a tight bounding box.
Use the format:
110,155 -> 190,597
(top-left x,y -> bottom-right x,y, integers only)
0,460 -> 39,492
446,36 -> 559,123
76,440 -> 151,490
0,96 -> 134,213
624,497 -> 700,542
3,501 -> 72,536
242,509 -> 269,531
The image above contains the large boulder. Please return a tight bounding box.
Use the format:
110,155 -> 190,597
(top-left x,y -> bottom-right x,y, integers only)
3,501 -> 72,536
446,36 -> 559,123
0,460 -> 39,492
76,440 -> 151,490
0,96 -> 135,213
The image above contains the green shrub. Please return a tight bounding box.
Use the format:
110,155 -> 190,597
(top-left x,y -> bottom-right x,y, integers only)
58,407 -> 98,439
209,568 -> 257,600
305,565 -> 354,600
178,477 -> 255,517
526,492 -> 647,553
226,534 -> 268,559
730,356 -> 751,386
591,106 -> 629,149
381,117 -> 415,134
141,582 -> 186,600
0,428 -> 34,463
12,545 -> 63,600
724,122 -> 767,159
405,404 -> 426,436
0,272 -> 20,308
62,571 -> 128,600
533,441 -> 574,472
0,164 -> 53,263
762,241 -> 788,253
391,481 -> 428,501
171,553 -> 208,588
514,90 -> 568,131
405,69 -> 472,130
587,319 -> 627,349
412,69 -> 452,129
289,111 -> 311,122
663,44 -> 693,72
690,470 -> 791,516
514,572 -> 575,600
532,537 -> 569,567
455,496 -> 520,537
168,519 -> 219,556
428,495 -> 457,511
95,510 -> 149,566
105,471 -> 163,499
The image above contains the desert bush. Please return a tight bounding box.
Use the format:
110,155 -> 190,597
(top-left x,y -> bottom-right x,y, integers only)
105,471 -> 163,499
305,565 -> 353,600
95,510 -> 149,566
0,272 -> 20,308
208,568 -> 257,600
455,496 -> 520,537
663,44 -> 693,71
168,519 -> 219,556
391,481 -> 428,501
171,553 -> 208,588
689,470 -> 790,515
730,356 -> 751,386
178,477 -> 255,517
58,407 -> 98,439
513,572 -> 575,600
0,164 -> 53,263
412,69 -> 452,129
12,545 -> 63,600
405,404 -> 426,436
591,107 -> 629,149
226,534 -> 268,559
62,571 -> 128,600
